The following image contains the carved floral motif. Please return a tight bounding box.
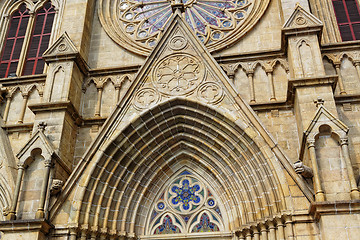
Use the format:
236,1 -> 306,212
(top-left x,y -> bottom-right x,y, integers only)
197,82 -> 223,104
153,54 -> 204,96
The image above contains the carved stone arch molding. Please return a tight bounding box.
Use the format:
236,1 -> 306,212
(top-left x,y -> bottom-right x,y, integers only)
72,99 -> 288,239
97,0 -> 271,55
0,175 -> 12,221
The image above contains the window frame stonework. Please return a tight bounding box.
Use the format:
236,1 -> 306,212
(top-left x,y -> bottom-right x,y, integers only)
309,0 -> 360,43
331,0 -> 360,41
0,0 -> 62,78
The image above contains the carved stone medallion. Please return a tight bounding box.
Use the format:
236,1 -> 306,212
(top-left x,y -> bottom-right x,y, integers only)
169,36 -> 188,51
153,54 -> 205,96
134,88 -> 160,109
197,82 -> 223,104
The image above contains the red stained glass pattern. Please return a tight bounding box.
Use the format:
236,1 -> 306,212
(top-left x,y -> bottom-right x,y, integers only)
23,2 -> 55,76
0,4 -> 30,78
332,0 -> 360,41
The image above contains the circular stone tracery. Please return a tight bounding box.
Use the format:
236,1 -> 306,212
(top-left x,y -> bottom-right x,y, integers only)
168,176 -> 204,213
98,0 -> 270,55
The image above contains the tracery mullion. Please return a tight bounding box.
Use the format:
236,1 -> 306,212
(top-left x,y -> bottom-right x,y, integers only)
0,4 -> 30,78
16,8 -> 35,77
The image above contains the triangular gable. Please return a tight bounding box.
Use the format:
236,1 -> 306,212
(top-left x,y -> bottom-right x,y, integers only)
299,105 -> 349,160
53,12 -> 314,217
42,32 -> 78,61
17,128 -> 58,164
283,4 -> 323,30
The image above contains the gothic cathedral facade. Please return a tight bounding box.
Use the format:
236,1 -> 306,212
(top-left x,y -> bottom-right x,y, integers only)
0,0 -> 359,239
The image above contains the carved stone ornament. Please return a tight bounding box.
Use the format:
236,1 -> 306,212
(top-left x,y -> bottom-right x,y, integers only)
153,54 -> 205,96
169,35 -> 188,51
197,82 -> 224,104
134,88 -> 160,109
50,179 -> 64,195
98,0 -> 271,55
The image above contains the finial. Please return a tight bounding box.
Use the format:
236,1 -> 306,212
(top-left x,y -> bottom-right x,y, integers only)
314,97 -> 324,107
37,121 -> 47,132
171,0 -> 185,13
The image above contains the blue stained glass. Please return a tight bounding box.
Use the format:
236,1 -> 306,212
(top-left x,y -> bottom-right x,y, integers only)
191,11 -> 206,34
180,170 -> 192,175
171,179 -> 201,210
197,4 -> 228,19
118,0 -> 253,48
193,6 -> 219,27
199,1 -> 234,9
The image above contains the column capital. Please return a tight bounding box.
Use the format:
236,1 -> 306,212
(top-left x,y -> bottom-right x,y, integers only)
306,139 -> 316,148
340,138 -> 348,146
17,162 -> 26,170
44,159 -> 53,168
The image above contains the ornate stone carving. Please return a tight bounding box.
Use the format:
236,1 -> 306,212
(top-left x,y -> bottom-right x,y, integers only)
293,161 -> 313,178
153,54 -> 204,96
134,88 -> 160,110
50,179 -> 64,195
197,82 -> 223,104
169,36 -> 188,51
98,0 -> 271,55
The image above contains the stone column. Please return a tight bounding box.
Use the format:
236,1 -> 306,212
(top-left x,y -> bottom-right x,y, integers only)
18,93 -> 29,123
35,158 -> 53,219
69,228 -> 78,240
266,70 -> 276,101
275,217 -> 285,240
267,221 -> 276,240
259,223 -> 268,240
284,215 -> 294,240
307,139 -> 326,202
115,85 -> 121,103
3,96 -> 11,123
355,62 -> 360,83
340,138 -> 360,199
251,226 -> 260,240
245,228 -> 252,240
247,71 -> 255,103
7,163 -> 25,220
95,87 -> 103,117
335,63 -> 346,94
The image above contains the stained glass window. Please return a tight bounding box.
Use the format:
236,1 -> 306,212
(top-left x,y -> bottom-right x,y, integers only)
0,1 -> 56,78
23,2 -> 56,75
332,0 -> 360,41
148,170 -> 224,235
99,0 -> 270,55
0,4 -> 30,78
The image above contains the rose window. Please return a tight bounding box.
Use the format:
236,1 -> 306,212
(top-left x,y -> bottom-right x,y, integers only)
98,0 -> 270,55
147,170 -> 225,235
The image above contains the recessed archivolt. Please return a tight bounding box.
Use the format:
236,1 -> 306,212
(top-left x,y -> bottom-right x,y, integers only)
69,99 -> 290,238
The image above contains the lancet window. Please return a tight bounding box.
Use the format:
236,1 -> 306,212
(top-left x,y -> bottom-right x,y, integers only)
0,1 -> 56,78
332,0 -> 360,41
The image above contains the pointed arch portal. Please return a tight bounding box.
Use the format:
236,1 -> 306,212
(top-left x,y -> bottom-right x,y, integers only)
76,99 -> 287,239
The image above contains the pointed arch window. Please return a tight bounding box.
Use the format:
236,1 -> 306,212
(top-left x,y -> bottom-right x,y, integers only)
147,170 -> 226,236
0,1 -> 56,78
332,0 -> 360,41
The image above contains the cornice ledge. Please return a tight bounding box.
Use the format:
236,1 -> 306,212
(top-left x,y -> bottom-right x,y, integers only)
310,200 -> 360,220
0,218 -> 54,234
287,75 -> 338,103
28,101 -> 82,125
